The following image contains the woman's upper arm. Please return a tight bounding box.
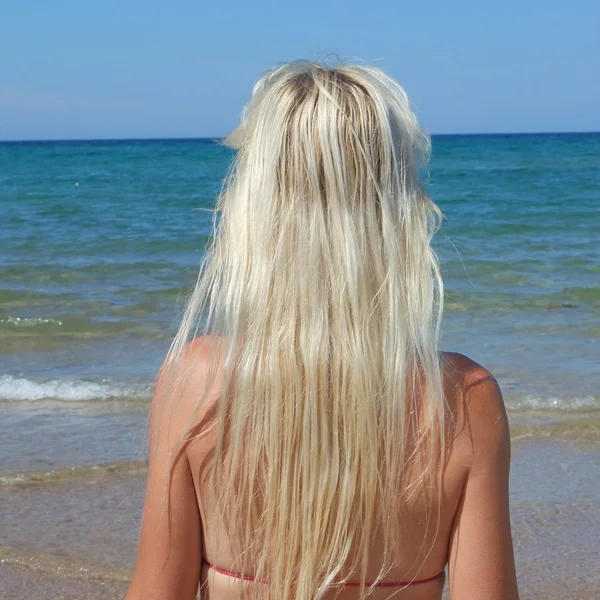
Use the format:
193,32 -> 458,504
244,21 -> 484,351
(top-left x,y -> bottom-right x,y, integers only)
447,369 -> 519,600
126,359 -> 202,600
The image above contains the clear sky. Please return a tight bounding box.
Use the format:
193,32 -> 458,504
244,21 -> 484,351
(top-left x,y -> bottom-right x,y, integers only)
1,0 -> 598,140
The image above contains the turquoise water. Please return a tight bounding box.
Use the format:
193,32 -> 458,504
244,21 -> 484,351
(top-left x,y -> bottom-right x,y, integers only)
1,134 -> 599,472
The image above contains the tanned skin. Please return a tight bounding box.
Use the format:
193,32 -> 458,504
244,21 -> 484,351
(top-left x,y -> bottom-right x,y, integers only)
126,339 -> 519,600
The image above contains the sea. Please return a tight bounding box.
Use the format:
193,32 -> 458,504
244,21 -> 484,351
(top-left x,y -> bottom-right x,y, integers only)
1,134 -> 599,597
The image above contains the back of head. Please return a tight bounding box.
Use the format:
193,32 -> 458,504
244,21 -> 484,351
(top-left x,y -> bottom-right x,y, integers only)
173,61 -> 445,599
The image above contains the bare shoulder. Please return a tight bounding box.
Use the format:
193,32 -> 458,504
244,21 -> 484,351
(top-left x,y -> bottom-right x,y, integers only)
150,336 -> 225,448
442,352 -> 510,463
443,351 -> 504,409
444,353 -> 519,599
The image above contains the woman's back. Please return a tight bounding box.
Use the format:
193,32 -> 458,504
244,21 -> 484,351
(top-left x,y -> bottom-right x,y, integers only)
130,339 -> 517,600
126,62 -> 519,600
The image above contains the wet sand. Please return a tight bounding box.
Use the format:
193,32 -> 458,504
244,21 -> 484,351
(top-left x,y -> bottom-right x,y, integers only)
2,426 -> 599,600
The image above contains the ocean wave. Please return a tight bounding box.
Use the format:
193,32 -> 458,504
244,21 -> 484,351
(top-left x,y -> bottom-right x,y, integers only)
506,394 -> 600,412
445,286 -> 600,312
0,460 -> 147,487
0,375 -> 152,402
0,311 -> 171,352
0,316 -> 63,327
0,312 -> 145,335
0,549 -> 132,583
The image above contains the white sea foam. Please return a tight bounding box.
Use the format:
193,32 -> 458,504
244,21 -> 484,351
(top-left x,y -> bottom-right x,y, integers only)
0,375 -> 151,402
0,317 -> 63,327
1,375 -> 596,412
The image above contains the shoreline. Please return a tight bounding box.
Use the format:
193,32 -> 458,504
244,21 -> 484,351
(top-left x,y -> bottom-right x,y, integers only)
2,430 -> 599,600
1,412 -> 599,486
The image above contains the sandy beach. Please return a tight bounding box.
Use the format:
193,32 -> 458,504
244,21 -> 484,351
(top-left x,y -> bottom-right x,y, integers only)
2,416 -> 599,600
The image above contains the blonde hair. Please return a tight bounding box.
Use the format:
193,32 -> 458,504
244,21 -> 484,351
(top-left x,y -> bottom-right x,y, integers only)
169,61 -> 444,599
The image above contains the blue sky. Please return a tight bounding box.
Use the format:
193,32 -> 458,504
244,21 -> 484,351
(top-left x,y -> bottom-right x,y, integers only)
1,0 -> 598,140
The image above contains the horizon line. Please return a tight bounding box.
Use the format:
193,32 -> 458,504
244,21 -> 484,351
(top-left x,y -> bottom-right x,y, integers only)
1,130 -> 599,144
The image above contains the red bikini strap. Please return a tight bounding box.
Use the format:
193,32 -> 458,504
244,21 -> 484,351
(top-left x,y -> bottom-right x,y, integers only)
206,562 -> 443,587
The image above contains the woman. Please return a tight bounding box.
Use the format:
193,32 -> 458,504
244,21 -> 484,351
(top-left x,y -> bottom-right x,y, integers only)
126,62 -> 519,600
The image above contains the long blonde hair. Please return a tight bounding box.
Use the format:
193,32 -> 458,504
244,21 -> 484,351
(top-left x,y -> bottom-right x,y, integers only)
169,61 -> 444,599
